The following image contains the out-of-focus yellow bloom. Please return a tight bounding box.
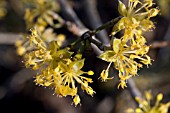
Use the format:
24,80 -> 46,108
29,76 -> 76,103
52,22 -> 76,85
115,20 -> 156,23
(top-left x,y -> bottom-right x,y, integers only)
15,0 -> 65,56
99,38 -> 151,89
23,0 -> 60,40
0,0 -> 7,18
23,0 -> 60,30
15,27 -> 66,56
145,90 -> 152,101
157,0 -> 170,17
56,34 -> 66,46
88,70 -> 94,75
126,91 -> 170,113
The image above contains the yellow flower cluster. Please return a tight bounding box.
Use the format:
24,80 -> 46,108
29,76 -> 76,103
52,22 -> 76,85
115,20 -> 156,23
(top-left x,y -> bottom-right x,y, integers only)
23,0 -> 60,30
112,0 -> 159,36
0,0 -> 7,18
15,0 -> 65,56
24,28 -> 95,106
99,0 -> 159,88
126,91 -> 170,113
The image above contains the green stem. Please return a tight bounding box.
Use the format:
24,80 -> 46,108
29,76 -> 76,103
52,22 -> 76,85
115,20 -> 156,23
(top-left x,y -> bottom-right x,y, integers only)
70,31 -> 91,49
91,16 -> 121,35
88,38 -> 110,51
69,16 -> 121,51
70,38 -> 82,48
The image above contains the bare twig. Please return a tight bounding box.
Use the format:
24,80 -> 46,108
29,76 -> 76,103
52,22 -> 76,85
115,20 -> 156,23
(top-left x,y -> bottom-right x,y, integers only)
0,33 -> 22,44
65,21 -> 87,37
80,0 -> 110,44
58,0 -> 104,55
150,41 -> 170,49
58,0 -> 85,29
9,68 -> 36,92
127,78 -> 142,105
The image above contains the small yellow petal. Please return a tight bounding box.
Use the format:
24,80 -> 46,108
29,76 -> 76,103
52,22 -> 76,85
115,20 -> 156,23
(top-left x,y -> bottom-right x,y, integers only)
135,108 -> 143,113
85,86 -> 96,96
17,46 -> 26,56
87,70 -> 94,75
99,69 -> 113,82
157,93 -> 163,101
126,108 -> 135,113
57,34 -> 66,41
145,90 -> 152,101
118,0 -> 127,16
73,95 -> 81,106
135,97 -> 141,103
44,81 -> 52,86
118,80 -> 127,89
113,39 -> 121,53
149,8 -> 159,18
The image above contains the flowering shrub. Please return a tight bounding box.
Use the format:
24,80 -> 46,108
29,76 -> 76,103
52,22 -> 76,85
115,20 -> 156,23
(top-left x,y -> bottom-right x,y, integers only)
13,0 -> 170,110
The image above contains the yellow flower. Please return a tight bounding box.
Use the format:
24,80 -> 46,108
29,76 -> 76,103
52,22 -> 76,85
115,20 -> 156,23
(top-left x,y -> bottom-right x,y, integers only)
23,28 -> 95,106
29,28 -> 47,49
145,90 -> 152,101
57,59 -> 95,96
0,0 -> 7,18
126,91 -> 170,113
15,0 -> 64,56
23,0 -> 60,30
16,46 -> 26,56
56,34 -> 66,46
157,93 -> 163,101
99,62 -> 114,82
99,38 -> 151,89
73,95 -> 81,106
118,80 -> 127,89
87,70 -> 94,75
15,25 -> 66,56
112,0 -> 159,42
47,58 -> 94,106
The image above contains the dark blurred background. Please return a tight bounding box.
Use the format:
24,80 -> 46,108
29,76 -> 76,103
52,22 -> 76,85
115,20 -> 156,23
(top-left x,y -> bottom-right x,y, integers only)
0,0 -> 170,113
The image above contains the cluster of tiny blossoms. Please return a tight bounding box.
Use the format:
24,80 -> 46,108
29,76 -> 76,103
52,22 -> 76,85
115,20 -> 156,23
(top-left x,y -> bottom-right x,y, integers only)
15,0 -> 65,56
126,91 -> 170,113
99,0 -> 159,88
24,28 -> 95,106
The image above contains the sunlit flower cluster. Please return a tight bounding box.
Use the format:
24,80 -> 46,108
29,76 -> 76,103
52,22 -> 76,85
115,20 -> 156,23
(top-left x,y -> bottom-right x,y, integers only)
126,91 -> 170,113
15,0 -> 65,56
112,0 -> 159,36
99,38 -> 150,88
24,28 -> 95,106
99,0 -> 159,88
15,0 -> 161,107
